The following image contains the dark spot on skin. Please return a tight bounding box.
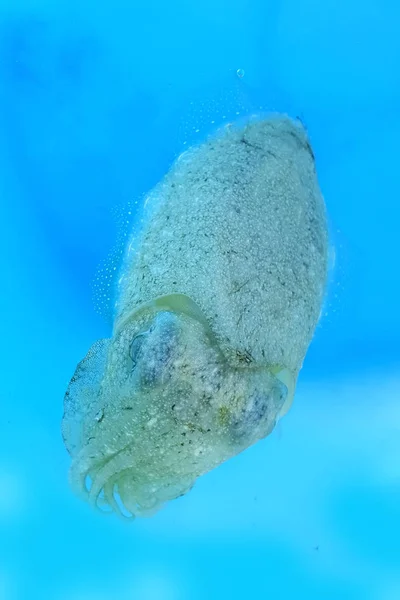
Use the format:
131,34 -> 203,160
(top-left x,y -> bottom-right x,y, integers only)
287,128 -> 315,161
94,409 -> 105,423
236,349 -> 254,364
240,136 -> 257,149
306,140 -> 315,161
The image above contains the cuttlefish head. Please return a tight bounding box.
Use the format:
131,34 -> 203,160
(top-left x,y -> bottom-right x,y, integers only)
62,294 -> 296,520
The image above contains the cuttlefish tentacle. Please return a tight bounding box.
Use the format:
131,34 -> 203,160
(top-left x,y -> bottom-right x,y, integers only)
69,441 -> 122,500
102,472 -> 136,520
87,448 -> 134,508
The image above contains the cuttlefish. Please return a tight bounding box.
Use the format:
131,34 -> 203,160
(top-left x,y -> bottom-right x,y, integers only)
62,114 -> 328,519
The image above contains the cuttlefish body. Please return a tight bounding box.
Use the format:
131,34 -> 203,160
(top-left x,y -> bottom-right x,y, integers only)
62,114 -> 328,519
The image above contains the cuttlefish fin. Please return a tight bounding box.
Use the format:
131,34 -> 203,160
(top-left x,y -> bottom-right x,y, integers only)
62,338 -> 110,456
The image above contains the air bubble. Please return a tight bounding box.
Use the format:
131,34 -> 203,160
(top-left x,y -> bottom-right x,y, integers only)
92,197 -> 144,323
236,68 -> 245,79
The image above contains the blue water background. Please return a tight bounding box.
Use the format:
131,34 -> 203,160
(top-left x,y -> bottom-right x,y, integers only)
1,1 -> 400,599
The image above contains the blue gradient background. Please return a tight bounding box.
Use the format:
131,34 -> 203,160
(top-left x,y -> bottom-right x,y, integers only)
1,1 -> 400,599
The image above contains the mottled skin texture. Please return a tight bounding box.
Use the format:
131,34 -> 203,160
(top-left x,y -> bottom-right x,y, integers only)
117,116 -> 326,374
62,114 -> 328,520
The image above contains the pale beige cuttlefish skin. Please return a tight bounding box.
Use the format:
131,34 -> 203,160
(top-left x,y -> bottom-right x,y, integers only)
62,114 -> 329,520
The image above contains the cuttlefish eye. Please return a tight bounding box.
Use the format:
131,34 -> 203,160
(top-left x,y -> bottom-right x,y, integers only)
129,311 -> 180,387
231,381 -> 288,441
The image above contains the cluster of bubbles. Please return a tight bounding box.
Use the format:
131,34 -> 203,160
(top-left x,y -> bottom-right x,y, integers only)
176,67 -> 264,154
92,199 -> 140,323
